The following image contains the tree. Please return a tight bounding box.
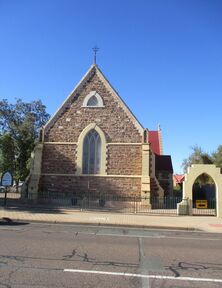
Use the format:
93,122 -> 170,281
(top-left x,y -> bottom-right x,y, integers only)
182,146 -> 213,173
0,133 -> 15,173
0,99 -> 50,182
211,145 -> 222,171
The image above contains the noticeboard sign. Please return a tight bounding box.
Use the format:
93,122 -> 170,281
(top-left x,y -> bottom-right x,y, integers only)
1,171 -> 13,187
196,200 -> 208,209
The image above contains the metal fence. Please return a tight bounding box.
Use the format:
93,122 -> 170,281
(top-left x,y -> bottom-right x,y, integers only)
0,190 -> 182,214
192,199 -> 216,216
0,191 -> 22,206
37,193 -> 183,214
0,190 -> 217,216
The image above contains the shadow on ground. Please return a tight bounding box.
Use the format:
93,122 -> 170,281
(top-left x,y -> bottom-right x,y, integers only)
0,205 -> 70,214
0,217 -> 29,226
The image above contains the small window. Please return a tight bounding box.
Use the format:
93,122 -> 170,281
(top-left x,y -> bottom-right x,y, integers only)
87,95 -> 98,107
82,91 -> 104,107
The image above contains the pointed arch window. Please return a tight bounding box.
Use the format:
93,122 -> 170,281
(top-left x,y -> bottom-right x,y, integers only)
83,129 -> 101,174
82,91 -> 104,107
87,95 -> 98,106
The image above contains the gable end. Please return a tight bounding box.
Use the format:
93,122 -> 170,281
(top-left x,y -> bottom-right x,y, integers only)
44,64 -> 144,136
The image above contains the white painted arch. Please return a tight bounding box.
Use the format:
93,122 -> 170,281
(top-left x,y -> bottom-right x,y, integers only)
82,91 -> 104,107
183,164 -> 222,217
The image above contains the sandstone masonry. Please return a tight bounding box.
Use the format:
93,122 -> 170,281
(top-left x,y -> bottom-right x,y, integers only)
27,64 -> 167,200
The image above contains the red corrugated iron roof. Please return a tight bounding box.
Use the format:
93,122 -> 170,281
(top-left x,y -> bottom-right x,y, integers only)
149,131 -> 160,155
173,174 -> 185,184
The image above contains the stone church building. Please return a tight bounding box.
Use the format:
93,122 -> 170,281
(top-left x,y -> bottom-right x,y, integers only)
27,64 -> 173,203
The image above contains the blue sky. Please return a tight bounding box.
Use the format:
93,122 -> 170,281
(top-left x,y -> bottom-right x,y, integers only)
0,0 -> 221,173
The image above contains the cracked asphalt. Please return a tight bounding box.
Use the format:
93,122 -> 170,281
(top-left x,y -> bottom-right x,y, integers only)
0,222 -> 222,287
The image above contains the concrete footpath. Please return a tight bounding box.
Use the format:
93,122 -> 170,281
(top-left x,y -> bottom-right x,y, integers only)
1,207 -> 222,233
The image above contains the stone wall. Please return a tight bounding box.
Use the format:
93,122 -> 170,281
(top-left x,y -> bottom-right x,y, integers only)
41,144 -> 77,174
39,68 -> 144,197
41,143 -> 142,176
39,175 -> 141,197
44,72 -> 142,143
107,145 -> 142,175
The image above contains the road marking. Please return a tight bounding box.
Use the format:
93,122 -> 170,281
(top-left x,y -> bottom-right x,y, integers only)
77,231 -> 220,241
79,231 -> 166,238
138,238 -> 150,288
162,236 -> 220,241
64,269 -> 222,283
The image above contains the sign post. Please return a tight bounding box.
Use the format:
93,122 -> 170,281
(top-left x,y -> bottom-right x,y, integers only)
1,171 -> 13,207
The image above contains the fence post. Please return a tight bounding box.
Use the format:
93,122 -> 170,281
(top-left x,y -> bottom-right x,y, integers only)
177,197 -> 191,215
134,196 -> 137,214
81,197 -> 84,211
4,187 -> 8,207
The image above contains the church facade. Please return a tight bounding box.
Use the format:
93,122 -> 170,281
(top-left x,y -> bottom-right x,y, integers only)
27,64 -> 173,203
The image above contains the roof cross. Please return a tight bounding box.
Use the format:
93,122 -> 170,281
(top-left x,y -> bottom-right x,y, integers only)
92,46 -> 99,65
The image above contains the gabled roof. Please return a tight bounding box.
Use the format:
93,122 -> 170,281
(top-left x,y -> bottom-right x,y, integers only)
173,174 -> 185,184
44,64 -> 144,135
149,131 -> 161,155
155,154 -> 173,173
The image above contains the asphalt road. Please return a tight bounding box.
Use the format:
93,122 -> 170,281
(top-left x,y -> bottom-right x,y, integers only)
0,222 -> 222,288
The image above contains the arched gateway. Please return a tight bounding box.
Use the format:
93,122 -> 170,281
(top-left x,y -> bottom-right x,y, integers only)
177,164 -> 222,217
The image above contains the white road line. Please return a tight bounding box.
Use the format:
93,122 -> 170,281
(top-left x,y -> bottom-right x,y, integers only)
77,231 -> 220,241
78,232 -> 166,239
138,238 -> 150,288
162,236 -> 220,241
64,269 -> 222,283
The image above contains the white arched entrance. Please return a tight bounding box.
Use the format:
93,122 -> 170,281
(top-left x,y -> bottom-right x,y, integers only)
177,164 -> 222,218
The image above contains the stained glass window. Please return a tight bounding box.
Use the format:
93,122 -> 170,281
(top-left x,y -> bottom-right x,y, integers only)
83,129 -> 101,174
